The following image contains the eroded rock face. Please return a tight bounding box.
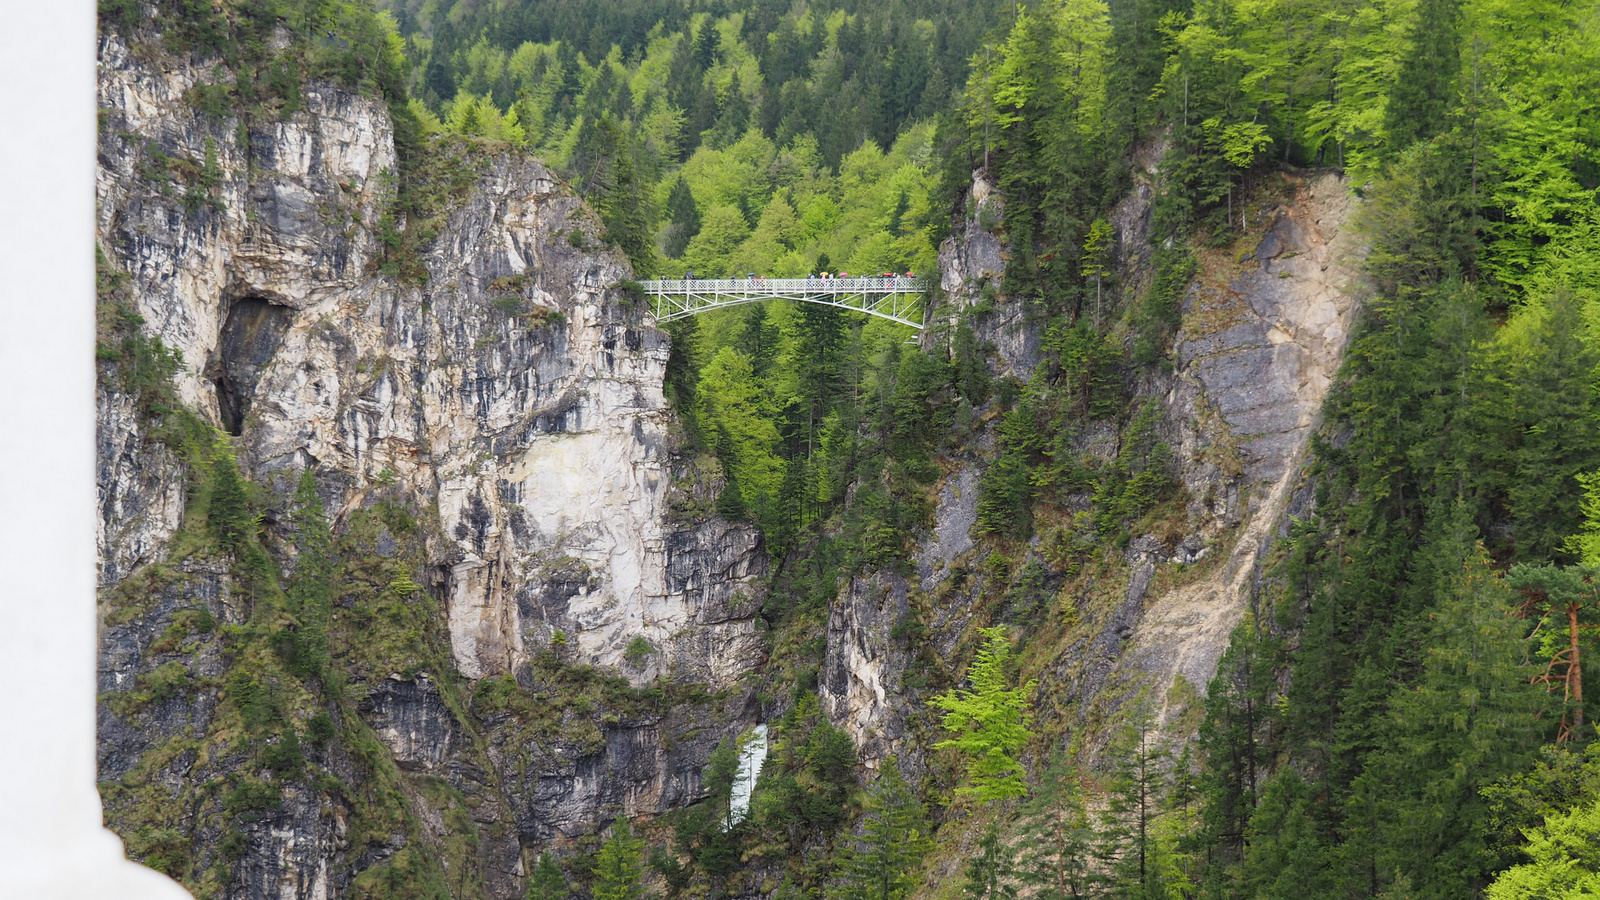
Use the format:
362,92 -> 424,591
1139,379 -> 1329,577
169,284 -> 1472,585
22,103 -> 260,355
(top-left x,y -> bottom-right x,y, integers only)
95,30 -> 766,899
820,573 -> 914,768
95,32 -> 765,690
935,170 -> 1041,379
1126,172 -> 1362,733
360,676 -> 459,772
846,168 -> 1364,767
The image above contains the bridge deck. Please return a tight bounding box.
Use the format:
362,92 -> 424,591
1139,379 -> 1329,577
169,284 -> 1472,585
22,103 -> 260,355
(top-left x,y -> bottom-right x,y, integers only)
642,276 -> 929,328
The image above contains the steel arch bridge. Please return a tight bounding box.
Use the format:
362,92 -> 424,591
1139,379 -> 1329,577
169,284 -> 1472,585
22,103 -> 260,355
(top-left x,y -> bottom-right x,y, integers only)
641,276 -> 930,329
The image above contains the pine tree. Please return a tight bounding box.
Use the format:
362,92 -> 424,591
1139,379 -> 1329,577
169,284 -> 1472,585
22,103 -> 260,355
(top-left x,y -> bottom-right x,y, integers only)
526,852 -> 566,900
208,446 -> 254,552
591,817 -> 645,900
835,759 -> 933,900
1015,752 -> 1100,900
932,627 -> 1038,801
1506,562 -> 1600,739
962,826 -> 1018,900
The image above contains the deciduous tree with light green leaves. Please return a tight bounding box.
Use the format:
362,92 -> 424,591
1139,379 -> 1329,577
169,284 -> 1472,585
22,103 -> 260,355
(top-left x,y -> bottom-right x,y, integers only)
1485,797 -> 1600,899
932,626 -> 1038,801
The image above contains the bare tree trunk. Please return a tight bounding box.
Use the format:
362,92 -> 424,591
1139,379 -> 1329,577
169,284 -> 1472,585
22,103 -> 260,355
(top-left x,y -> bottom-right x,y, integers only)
1570,603 -> 1584,731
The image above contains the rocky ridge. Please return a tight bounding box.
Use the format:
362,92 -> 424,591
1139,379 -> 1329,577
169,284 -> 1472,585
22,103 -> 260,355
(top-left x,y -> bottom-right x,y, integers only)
823,165 -> 1364,771
93,20 -> 1368,898
95,30 -> 766,898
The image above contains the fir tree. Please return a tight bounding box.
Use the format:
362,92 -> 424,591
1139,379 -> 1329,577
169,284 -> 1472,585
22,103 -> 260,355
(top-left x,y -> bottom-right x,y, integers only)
1015,752 -> 1100,900
1237,771 -> 1335,900
208,446 -> 254,553
663,176 -> 701,260
1099,699 -> 1167,898
285,468 -> 333,678
591,817 -> 645,900
1383,0 -> 1461,152
932,627 -> 1038,801
1358,524 -> 1545,899
835,759 -> 933,900
526,851 -> 566,900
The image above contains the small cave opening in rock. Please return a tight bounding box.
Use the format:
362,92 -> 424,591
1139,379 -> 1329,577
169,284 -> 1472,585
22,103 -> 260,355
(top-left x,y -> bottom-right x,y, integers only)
215,296 -> 291,436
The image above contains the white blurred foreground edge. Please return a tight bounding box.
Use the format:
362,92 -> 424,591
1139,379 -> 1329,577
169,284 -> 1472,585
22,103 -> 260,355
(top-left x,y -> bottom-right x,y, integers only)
0,3 -> 193,897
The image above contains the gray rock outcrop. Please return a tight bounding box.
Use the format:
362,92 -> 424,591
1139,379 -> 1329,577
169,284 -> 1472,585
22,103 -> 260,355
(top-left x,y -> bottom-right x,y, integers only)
95,29 -> 766,899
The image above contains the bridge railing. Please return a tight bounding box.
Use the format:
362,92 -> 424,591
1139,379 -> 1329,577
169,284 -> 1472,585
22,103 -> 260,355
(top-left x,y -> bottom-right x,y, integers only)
642,276 -> 927,294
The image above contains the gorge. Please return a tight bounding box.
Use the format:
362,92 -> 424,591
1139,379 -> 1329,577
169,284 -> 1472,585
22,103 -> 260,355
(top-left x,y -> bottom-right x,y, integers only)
88,1 -> 1600,898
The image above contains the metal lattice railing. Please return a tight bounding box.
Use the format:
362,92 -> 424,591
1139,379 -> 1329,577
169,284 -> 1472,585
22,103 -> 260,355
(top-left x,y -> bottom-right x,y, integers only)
641,276 -> 929,329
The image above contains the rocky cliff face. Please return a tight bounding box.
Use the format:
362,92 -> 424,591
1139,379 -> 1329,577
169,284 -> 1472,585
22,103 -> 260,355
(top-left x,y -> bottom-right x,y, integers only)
825,164 -> 1363,770
94,19 -> 1370,896
97,31 -> 765,687
95,31 -> 765,897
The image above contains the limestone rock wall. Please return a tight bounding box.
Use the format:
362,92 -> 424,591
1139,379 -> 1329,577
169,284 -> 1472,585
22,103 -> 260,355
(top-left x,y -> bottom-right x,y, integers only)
94,30 -> 766,899
825,166 -> 1363,767
95,31 -> 764,691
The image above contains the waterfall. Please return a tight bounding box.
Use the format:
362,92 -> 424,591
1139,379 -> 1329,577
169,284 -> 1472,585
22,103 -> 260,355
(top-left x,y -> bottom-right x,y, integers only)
728,724 -> 768,826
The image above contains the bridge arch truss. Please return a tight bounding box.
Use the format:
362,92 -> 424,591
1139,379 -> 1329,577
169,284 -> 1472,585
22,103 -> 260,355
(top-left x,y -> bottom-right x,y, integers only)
642,277 -> 929,329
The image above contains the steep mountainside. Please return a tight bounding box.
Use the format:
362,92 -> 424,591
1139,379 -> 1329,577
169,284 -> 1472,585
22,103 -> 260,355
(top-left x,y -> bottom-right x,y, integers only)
819,164 -> 1363,780
96,28 -> 767,898
94,13 -> 1374,893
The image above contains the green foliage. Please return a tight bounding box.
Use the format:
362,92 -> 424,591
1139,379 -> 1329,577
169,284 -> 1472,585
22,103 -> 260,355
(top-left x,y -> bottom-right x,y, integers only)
207,446 -> 255,553
180,137 -> 225,215
833,759 -> 933,900
592,817 -> 646,900
96,247 -> 185,420
281,469 -> 334,679
1481,293 -> 1600,563
671,735 -> 744,880
1485,797 -> 1600,899
1099,698 -> 1170,898
527,852 -> 567,900
139,661 -> 194,706
1132,250 -> 1197,365
976,395 -> 1043,539
750,695 -> 858,851
623,636 -> 655,664
931,627 -> 1038,801
1015,753 -> 1100,900
398,0 -> 999,279
962,827 -> 1018,900
1192,616 -> 1278,879
1091,401 -> 1176,542
1484,740 -> 1600,863
1236,770 -> 1334,900
1504,562 -> 1600,737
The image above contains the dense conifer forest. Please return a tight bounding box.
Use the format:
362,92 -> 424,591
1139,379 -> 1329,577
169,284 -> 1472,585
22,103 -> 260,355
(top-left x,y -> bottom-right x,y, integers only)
96,0 -> 1600,896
